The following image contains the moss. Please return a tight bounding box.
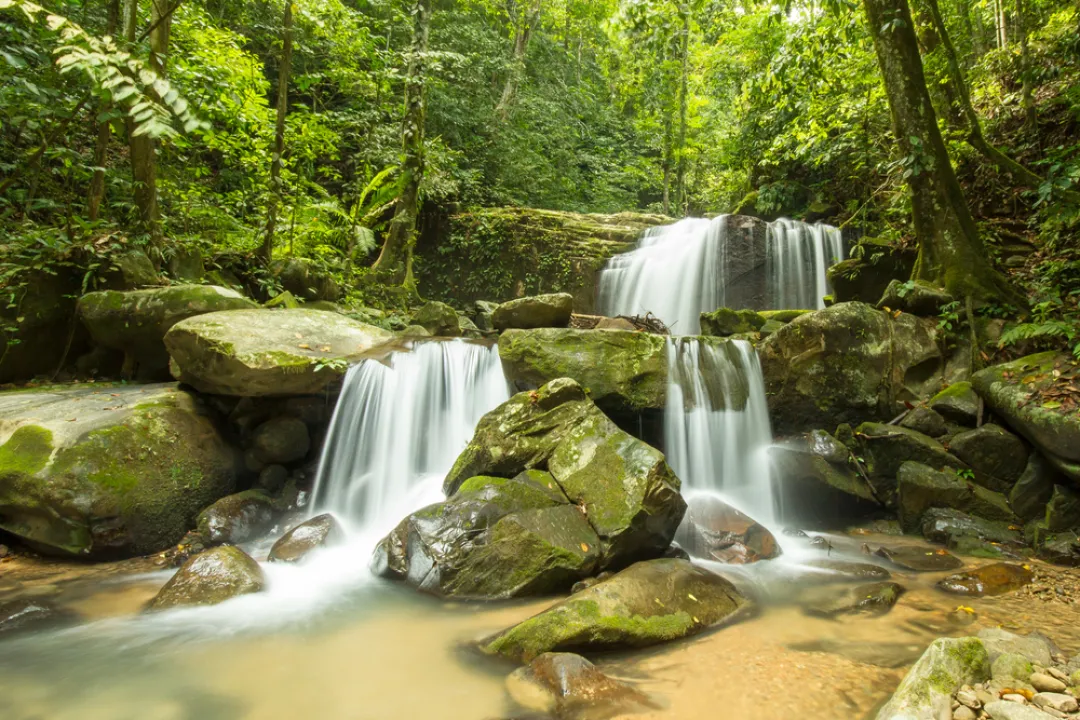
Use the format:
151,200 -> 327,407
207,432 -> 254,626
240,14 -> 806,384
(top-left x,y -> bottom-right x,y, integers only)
930,381 -> 973,401
0,426 -> 54,477
758,309 -> 811,323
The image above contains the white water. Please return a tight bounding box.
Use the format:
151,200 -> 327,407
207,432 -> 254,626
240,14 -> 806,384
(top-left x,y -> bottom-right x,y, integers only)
596,215 -> 844,332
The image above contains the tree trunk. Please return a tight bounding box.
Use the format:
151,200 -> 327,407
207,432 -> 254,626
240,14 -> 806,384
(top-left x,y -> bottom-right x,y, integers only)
861,0 -> 1017,302
662,115 -> 673,216
371,0 -> 431,287
124,0 -> 165,254
955,0 -> 984,60
1015,0 -> 1036,130
496,0 -> 542,120
262,1 -> 293,266
88,0 -> 121,221
674,4 -> 689,213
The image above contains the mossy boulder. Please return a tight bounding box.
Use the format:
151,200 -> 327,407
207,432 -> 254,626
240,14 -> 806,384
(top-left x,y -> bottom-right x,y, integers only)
827,241 -> 917,305
99,250 -> 160,290
699,308 -> 766,337
480,558 -> 751,662
758,309 -> 811,323
920,508 -> 1025,557
268,513 -> 342,563
264,290 -> 301,309
770,431 -> 880,526
498,328 -> 668,413
442,378 -> 685,569
877,279 -> 954,316
196,489 -> 278,545
249,416 -> 310,466
411,301 -> 462,336
874,637 -> 990,720
1045,485 -> 1080,532
0,383 -> 238,558
899,407 -> 948,438
854,423 -> 967,506
1009,453 -> 1061,521
948,424 -> 1029,491
928,381 -> 980,425
271,257 -> 341,302
147,545 -> 265,611
896,461 -> 1018,532
971,353 -> 1080,480
78,285 -> 257,380
492,293 -> 574,331
164,308 -> 394,396
758,303 -> 947,435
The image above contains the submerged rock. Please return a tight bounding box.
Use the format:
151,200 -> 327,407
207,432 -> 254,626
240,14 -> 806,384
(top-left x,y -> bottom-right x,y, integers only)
505,652 -> 651,718
481,559 -> 751,662
0,598 -> 79,637
0,383 -> 237,558
789,638 -> 923,668
801,581 -> 904,618
937,563 -> 1034,597
803,559 -> 892,581
164,308 -> 393,396
874,544 -> 964,572
147,545 -> 265,611
676,494 -> 779,564
269,513 -> 343,563
875,637 -> 990,720
498,328 -> 668,412
492,293 -> 574,331
196,490 -> 278,546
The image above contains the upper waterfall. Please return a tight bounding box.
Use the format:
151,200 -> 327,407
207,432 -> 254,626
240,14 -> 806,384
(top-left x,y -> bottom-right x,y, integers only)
596,215 -> 844,333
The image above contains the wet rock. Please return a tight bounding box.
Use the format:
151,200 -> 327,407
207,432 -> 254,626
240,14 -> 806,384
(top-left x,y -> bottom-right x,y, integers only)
147,545 -> 265,611
492,293 -> 573,331
897,462 -> 1018,532
257,464 -> 289,494
0,598 -> 79,637
972,353 -> 1080,481
481,558 -> 751,662
196,490 -> 278,545
984,700 -> 1059,719
505,652 -> 651,718
930,382 -> 981,425
875,637 -> 990,720
920,508 -> 1025,558
411,301 -> 462,336
949,424 -> 1030,491
699,307 -> 765,336
1010,454 -> 1061,522
801,581 -> 904,617
937,564 -> 1034,597
1045,485 -> 1080,532
498,328 -> 668,412
759,302 -> 949,435
165,308 -> 394,396
874,544 -> 964,572
271,257 -> 340,302
803,559 -> 892,581
855,424 -> 967,506
0,384 -> 238,559
877,279 -> 954,316
675,494 -> 780,564
268,514 -> 342,563
978,628 -> 1053,666
441,379 -> 685,569
1033,692 -> 1077,713
250,416 -> 310,466
1030,674 -> 1067,693
770,431 -> 881,525
78,285 -> 257,379
900,407 -> 948,438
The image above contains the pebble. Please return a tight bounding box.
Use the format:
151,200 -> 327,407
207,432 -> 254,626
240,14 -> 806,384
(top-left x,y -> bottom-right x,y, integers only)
953,706 -> 977,720
1045,668 -> 1069,684
957,687 -> 981,709
1030,673 -> 1067,693
1032,692 -> 1078,713
1002,693 -> 1029,704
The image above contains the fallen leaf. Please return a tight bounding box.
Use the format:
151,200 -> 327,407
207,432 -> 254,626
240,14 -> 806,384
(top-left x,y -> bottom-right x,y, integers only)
580,543 -> 589,552
297,343 -> 311,349
687,593 -> 698,602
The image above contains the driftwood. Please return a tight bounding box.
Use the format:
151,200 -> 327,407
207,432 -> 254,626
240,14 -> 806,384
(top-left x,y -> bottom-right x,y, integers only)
569,312 -> 670,335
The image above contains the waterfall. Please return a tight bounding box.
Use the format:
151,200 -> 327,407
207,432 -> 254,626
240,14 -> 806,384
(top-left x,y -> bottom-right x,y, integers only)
596,215 -> 843,332
664,338 -> 776,524
311,339 -> 510,532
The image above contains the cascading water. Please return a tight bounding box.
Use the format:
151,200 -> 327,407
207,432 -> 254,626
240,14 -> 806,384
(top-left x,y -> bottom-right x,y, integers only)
311,339 -> 510,534
596,214 -> 844,332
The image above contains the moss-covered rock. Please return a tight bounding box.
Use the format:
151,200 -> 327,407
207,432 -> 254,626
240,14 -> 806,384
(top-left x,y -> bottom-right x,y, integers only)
758,303 -> 948,435
249,416 -> 310,466
78,285 -> 256,379
928,381 -> 980,425
164,308 -> 394,396
492,293 -> 574,331
874,637 -> 989,720
264,290 -> 302,309
271,257 -> 341,302
770,431 -> 881,526
827,241 -> 917,305
147,545 -> 265,611
411,301 -> 462,336
920,508 -> 1025,557
877,279 -> 954,316
1009,453 -> 1061,521
758,309 -> 811,323
480,558 -> 751,662
196,489 -> 278,545
699,308 -> 766,337
99,250 -> 160,290
0,383 -> 238,558
899,407 -> 948,438
896,461 -> 1018,532
949,424 -> 1029,491
854,423 -> 967,506
269,513 -> 342,563
972,353 -> 1080,480
498,328 -> 668,413
1045,484 -> 1080,532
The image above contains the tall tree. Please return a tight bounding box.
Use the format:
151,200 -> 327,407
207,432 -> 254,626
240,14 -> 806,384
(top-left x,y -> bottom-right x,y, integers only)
675,2 -> 689,213
1015,0 -> 1036,130
262,1 -> 294,265
371,0 -> 431,287
88,0 -> 121,221
861,0 -> 1016,301
496,0 -> 543,120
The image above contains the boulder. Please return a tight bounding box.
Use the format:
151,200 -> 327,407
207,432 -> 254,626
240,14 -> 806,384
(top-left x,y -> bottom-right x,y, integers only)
164,309 -> 393,396
758,303 -> 950,435
249,416 -> 310,466
920,508 -> 1025,558
977,628 -> 1053,666
699,308 -> 765,337
874,637 -> 990,720
505,652 -> 651,717
828,242 -> 917,305
492,293 -> 573,331
0,383 -> 237,558
442,379 -> 685,568
1045,485 -> 1080,532
936,563 -> 1034,597
473,300 -> 499,332
759,309 -> 811,323
899,407 -> 948,438
949,424 -> 1029,491
481,558 -> 751,662
770,432 -> 880,526
268,513 -> 342,563
801,581 -> 904,617
897,462 -> 1018,532
855,424 -> 966,506
411,301 -> 461,336
972,353 -> 1080,480
271,257 -> 341,302
874,544 -> 964,572
675,494 -> 780,564
196,490 -> 278,545
929,381 -> 981,425
0,598 -> 79,637
78,285 -> 257,379
498,328 -> 668,413
877,279 -> 954,316
1010,454 -> 1061,521
99,250 -> 159,290
991,652 -> 1034,683
147,545 -> 265,611
984,701 -> 1061,720
166,247 -> 204,283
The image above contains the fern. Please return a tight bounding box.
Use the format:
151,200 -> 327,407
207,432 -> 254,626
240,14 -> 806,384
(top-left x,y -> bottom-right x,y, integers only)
999,320 -> 1080,359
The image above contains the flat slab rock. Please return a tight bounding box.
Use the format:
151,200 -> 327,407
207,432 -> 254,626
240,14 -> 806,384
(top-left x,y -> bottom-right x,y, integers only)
801,581 -> 905,618
874,544 -> 964,572
937,563 -> 1034,597
505,652 -> 652,717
